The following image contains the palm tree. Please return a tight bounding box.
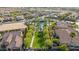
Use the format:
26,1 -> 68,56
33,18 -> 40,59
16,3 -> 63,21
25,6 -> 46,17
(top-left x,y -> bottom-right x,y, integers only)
70,32 -> 76,45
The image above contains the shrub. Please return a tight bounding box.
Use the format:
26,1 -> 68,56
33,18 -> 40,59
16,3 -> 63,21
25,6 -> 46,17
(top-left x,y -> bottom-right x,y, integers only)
58,43 -> 69,51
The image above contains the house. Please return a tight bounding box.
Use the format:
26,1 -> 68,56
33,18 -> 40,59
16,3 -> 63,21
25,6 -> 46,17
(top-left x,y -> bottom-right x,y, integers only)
1,31 -> 23,50
0,22 -> 27,32
0,17 -> 4,23
16,15 -> 24,21
56,21 -> 68,29
55,21 -> 79,46
3,16 -> 14,23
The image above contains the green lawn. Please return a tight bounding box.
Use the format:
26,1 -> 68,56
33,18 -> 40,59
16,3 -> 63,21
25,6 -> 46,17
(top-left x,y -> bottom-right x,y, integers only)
24,21 -> 55,49
32,31 -> 46,49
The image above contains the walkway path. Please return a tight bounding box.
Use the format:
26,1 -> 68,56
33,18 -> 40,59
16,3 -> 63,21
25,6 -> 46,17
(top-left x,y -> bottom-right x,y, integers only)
30,30 -> 35,48
30,24 -> 37,48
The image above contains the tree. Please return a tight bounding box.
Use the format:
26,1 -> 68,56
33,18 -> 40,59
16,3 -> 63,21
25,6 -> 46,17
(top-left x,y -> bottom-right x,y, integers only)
58,12 -> 72,21
43,27 -> 50,40
43,34 -> 50,40
48,26 -> 53,38
69,15 -> 76,22
24,25 -> 34,48
72,22 -> 78,28
53,39 -> 59,43
43,27 -> 49,34
0,33 -> 2,41
45,39 -> 52,49
70,32 -> 77,45
51,21 -> 56,29
29,25 -> 34,31
24,32 -> 32,48
58,43 -> 69,51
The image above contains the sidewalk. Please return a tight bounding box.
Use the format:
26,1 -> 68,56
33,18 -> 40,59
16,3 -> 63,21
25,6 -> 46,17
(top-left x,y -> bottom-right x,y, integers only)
30,31 -> 35,48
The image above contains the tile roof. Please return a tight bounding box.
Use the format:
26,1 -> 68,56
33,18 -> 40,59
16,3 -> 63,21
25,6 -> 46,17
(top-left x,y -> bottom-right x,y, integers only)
0,22 -> 27,32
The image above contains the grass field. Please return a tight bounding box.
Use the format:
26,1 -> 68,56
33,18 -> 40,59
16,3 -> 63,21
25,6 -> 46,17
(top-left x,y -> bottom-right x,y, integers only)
32,31 -> 46,49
